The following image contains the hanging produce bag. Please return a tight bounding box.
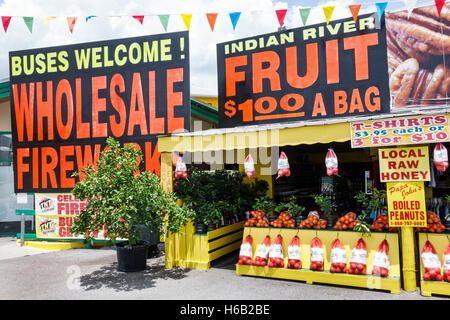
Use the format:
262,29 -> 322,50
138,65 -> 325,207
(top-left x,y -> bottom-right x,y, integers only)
287,235 -> 302,269
433,143 -> 448,172
238,235 -> 253,265
421,240 -> 442,281
330,239 -> 347,273
244,154 -> 255,179
325,148 -> 338,176
276,152 -> 291,179
444,244 -> 450,282
174,157 -> 187,179
372,239 -> 390,277
348,238 -> 367,275
310,237 -> 324,271
253,235 -> 271,267
268,234 -> 284,267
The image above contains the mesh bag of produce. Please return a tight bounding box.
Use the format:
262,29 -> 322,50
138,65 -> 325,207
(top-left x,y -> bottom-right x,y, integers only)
433,143 -> 448,172
253,235 -> 271,267
325,148 -> 338,176
268,234 -> 284,268
244,154 -> 255,179
444,244 -> 450,282
276,152 -> 291,179
310,237 -> 324,271
174,157 -> 187,179
348,238 -> 367,275
372,239 -> 390,277
330,238 -> 347,273
238,235 -> 253,265
422,240 -> 442,281
287,235 -> 302,269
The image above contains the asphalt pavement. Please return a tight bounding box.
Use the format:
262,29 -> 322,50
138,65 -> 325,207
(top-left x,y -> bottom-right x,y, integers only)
0,236 -> 447,300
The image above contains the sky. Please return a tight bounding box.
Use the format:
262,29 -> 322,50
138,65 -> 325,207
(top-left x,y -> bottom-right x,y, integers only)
0,0 -> 435,96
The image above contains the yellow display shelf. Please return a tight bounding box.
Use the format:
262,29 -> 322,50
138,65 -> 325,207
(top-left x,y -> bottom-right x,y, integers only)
17,240 -> 86,250
235,227 -> 401,294
169,220 -> 245,269
417,232 -> 450,297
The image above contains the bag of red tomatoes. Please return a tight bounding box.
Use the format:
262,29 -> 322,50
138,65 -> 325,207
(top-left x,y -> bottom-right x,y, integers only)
330,239 -> 347,273
421,240 -> 443,281
287,235 -> 301,269
444,244 -> 450,282
348,238 -> 367,275
325,148 -> 338,176
310,237 -> 324,271
433,143 -> 448,172
244,154 -> 255,179
268,235 -> 284,268
253,235 -> 271,267
174,157 -> 187,179
238,235 -> 253,265
276,152 -> 291,179
372,239 -> 390,277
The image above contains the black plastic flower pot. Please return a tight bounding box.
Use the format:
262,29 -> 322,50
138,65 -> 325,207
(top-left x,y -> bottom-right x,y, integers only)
116,241 -> 148,272
268,215 -> 277,223
327,217 -> 337,229
195,223 -> 207,234
207,224 -> 216,232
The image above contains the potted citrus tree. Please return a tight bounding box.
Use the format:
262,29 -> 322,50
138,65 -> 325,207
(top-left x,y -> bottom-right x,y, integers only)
253,196 -> 276,222
312,194 -> 335,228
70,137 -> 193,272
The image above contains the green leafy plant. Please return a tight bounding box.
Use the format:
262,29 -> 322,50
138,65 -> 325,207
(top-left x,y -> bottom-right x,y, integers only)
312,194 -> 333,218
276,196 -> 306,217
173,168 -> 268,225
70,137 -> 193,247
253,195 -> 276,215
354,190 -> 387,234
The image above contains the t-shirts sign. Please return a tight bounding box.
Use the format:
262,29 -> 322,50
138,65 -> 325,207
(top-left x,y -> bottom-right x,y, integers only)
217,13 -> 390,128
378,146 -> 430,182
9,32 -> 190,193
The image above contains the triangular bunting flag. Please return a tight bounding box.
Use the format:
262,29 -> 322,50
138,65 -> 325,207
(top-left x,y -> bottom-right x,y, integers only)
86,15 -> 96,22
44,17 -> 56,25
323,6 -> 334,25
275,9 -> 288,27
229,12 -> 241,30
181,14 -> 192,30
375,2 -> 388,21
1,16 -> 11,32
349,4 -> 361,23
403,0 -> 417,17
435,0 -> 445,16
67,17 -> 77,33
23,16 -> 33,33
133,15 -> 144,24
206,13 -> 218,31
299,8 -> 311,26
158,14 -> 170,31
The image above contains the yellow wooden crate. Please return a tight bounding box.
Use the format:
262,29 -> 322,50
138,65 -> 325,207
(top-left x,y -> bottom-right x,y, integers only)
236,227 -> 401,294
417,232 -> 450,297
173,221 -> 245,269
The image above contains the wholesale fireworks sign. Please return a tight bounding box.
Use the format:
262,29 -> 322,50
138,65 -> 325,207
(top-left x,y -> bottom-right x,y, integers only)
10,32 -> 190,193
217,13 -> 390,128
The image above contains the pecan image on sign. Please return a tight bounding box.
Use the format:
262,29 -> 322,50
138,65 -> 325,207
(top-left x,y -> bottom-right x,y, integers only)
386,4 -> 450,108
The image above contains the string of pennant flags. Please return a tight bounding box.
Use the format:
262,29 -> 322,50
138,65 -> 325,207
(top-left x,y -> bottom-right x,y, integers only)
0,0 -> 446,34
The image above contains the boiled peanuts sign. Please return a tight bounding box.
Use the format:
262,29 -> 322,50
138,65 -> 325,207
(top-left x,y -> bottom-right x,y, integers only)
378,146 -> 430,182
379,146 -> 429,228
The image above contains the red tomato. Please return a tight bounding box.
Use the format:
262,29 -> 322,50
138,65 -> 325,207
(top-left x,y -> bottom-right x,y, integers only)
435,274 -> 443,281
423,272 -> 431,281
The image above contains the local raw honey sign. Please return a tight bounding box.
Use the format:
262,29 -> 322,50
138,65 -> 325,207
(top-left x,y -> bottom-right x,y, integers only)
386,181 -> 427,228
9,32 -> 190,193
217,13 -> 390,128
378,146 -> 430,182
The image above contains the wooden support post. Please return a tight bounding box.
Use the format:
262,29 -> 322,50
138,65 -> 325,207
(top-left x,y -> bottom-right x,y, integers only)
161,152 -> 175,269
